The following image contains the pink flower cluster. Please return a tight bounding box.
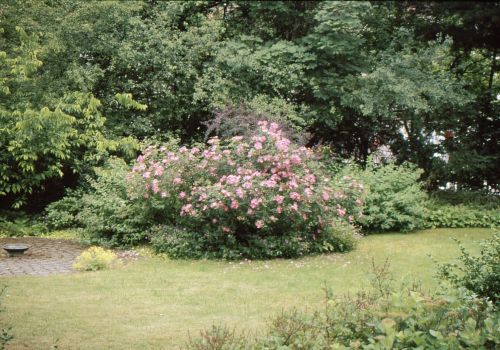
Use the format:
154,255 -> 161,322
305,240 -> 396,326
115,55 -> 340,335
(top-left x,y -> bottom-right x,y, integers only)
128,121 -> 364,237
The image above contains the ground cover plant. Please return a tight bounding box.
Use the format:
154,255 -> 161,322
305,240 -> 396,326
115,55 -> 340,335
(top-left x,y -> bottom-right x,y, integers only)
0,228 -> 494,349
425,190 -> 500,229
73,247 -> 122,272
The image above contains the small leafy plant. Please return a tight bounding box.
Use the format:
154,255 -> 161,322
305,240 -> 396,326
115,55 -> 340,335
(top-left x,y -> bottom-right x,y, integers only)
353,159 -> 427,232
435,232 -> 500,304
73,247 -> 122,272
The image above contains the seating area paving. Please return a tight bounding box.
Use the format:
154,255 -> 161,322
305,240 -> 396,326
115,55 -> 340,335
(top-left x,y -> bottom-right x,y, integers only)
0,237 -> 85,276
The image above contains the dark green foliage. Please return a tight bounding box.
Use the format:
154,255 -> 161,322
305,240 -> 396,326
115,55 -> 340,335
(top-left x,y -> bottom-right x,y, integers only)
0,212 -> 45,237
425,190 -> 500,229
0,26 -> 141,209
150,222 -> 358,261
430,190 -> 500,210
1,0 -> 499,201
44,190 -> 84,231
76,159 -> 149,247
436,232 -> 500,304
354,160 -> 427,232
45,158 -> 148,247
149,225 -> 207,260
425,205 -> 500,229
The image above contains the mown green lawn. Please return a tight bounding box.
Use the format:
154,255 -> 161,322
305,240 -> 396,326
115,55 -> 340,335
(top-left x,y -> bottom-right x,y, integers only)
0,228 -> 494,349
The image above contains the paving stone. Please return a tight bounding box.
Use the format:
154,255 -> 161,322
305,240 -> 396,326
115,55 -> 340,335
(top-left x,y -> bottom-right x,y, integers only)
0,237 -> 85,276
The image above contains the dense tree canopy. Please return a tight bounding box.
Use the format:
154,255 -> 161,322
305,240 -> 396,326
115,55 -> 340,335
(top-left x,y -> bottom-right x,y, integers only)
1,0 -> 498,209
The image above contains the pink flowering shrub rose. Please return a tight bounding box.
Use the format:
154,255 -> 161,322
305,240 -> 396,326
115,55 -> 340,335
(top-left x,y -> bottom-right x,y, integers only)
128,121 -> 364,259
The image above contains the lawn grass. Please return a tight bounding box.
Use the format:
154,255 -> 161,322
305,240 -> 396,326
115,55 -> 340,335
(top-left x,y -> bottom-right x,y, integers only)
0,228 -> 494,349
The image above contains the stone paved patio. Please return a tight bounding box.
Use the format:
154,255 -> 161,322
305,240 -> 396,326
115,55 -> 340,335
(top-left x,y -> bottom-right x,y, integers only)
0,237 -> 85,276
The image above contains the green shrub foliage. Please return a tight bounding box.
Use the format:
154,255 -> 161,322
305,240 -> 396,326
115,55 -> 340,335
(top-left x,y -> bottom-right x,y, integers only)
130,121 -> 364,259
425,204 -> 500,229
424,190 -> 500,229
45,158 -> 149,247
436,232 -> 500,304
355,160 -> 427,232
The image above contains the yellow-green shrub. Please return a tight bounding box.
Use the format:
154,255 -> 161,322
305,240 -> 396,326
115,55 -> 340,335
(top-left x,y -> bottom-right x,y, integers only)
73,247 -> 121,271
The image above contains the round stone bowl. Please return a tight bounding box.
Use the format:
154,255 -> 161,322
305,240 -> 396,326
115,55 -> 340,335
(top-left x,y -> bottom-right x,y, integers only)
3,243 -> 30,257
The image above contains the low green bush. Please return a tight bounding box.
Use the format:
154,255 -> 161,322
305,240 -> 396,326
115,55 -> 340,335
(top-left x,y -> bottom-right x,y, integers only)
435,232 -> 500,304
73,247 -> 122,272
424,190 -> 500,229
347,159 -> 427,233
0,213 -> 46,237
77,158 -> 150,247
425,203 -> 500,229
44,191 -> 84,231
45,158 -> 150,247
150,220 -> 358,260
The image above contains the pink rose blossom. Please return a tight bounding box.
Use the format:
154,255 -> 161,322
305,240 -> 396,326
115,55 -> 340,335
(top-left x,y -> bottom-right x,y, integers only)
290,154 -> 301,164
154,166 -> 164,177
207,137 -> 219,145
255,220 -> 264,229
274,195 -> 284,204
230,200 -> 239,209
235,187 -> 244,198
304,174 -> 316,183
173,177 -> 182,185
304,188 -> 313,197
152,179 -> 160,193
250,198 -> 262,209
226,175 -> 240,185
275,138 -> 290,152
322,191 -> 330,201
